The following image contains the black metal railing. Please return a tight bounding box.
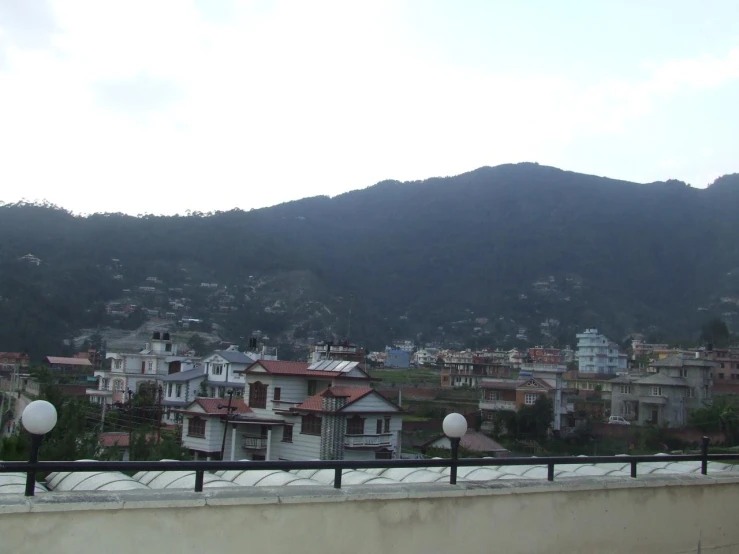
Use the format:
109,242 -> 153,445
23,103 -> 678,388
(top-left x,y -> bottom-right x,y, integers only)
2,437 -> 738,496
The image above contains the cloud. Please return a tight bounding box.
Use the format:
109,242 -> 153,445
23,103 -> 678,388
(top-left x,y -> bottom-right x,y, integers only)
96,74 -> 182,115
0,0 -> 58,50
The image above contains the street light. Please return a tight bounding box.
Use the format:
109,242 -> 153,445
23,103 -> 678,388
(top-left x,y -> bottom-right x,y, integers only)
443,412 -> 467,485
21,400 -> 58,496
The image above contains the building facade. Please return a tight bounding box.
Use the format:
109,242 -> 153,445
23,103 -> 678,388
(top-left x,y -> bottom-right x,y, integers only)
576,329 -> 628,374
609,355 -> 715,427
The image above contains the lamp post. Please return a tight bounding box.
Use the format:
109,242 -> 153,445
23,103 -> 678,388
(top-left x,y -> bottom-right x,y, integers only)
21,400 -> 58,497
442,412 -> 467,485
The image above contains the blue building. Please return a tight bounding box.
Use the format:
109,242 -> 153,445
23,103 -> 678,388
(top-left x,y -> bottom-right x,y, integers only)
384,349 -> 411,369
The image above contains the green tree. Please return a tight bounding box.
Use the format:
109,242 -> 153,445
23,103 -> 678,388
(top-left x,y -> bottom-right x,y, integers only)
515,396 -> 554,441
690,396 -> 739,445
700,318 -> 731,348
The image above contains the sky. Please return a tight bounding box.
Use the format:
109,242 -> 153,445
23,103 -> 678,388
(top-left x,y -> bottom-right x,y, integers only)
0,0 -> 737,215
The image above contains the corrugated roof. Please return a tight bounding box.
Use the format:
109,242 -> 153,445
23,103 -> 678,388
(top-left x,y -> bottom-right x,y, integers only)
46,356 -> 92,366
209,350 -> 256,364
191,397 -> 252,415
160,368 -> 205,381
243,360 -> 371,379
293,387 -> 375,412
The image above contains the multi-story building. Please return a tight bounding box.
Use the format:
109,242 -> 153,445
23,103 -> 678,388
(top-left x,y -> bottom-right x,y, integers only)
609,354 -> 715,427
87,331 -> 198,406
413,348 -> 439,366
0,352 -> 30,391
576,329 -> 628,374
384,349 -> 410,369
528,347 -> 564,364
180,359 -> 403,461
701,347 -> 739,395
160,368 -> 207,424
310,341 -> 366,363
441,351 -> 512,388
479,371 -> 573,433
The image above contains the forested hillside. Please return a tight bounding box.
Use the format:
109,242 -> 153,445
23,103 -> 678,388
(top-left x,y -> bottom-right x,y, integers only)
1,163 -> 738,360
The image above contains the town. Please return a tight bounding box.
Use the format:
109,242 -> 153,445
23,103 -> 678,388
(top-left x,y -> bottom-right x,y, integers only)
2,323 -> 736,463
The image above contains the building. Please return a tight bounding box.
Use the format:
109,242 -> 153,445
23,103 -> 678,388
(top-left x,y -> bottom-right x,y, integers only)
160,368 -> 207,424
200,346 -> 255,399
87,331 -> 198,406
479,372 -> 573,433
46,356 -> 94,374
528,347 -> 564,364
74,349 -> 103,372
0,352 -> 30,391
310,341 -> 366,363
384,349 -> 410,369
220,359 -> 404,461
701,347 -> 739,395
441,351 -> 512,388
413,348 -> 439,366
609,354 -> 715,427
576,329 -> 628,374
179,397 -> 252,460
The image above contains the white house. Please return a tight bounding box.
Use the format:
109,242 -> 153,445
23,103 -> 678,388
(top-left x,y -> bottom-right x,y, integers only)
160,367 -> 207,424
87,331 -> 198,406
200,346 -> 254,400
203,359 -> 405,461
179,398 -> 252,460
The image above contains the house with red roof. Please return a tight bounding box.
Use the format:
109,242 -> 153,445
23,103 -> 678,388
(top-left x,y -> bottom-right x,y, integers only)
178,397 -> 252,460
207,359 -> 405,461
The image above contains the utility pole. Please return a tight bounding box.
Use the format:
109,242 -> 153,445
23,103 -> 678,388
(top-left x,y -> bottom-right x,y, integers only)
101,400 -> 107,431
156,385 -> 163,443
218,389 -> 236,460
126,389 -> 134,459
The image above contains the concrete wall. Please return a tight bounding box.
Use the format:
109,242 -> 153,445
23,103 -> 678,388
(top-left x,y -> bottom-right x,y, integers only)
1,475 -> 739,554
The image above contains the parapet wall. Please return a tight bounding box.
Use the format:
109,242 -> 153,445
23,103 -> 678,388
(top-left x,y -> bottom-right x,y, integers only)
1,474 -> 738,554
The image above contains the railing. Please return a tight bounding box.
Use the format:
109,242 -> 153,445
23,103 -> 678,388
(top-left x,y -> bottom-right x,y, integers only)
2,438 -> 736,497
242,436 -> 268,449
344,434 -> 393,447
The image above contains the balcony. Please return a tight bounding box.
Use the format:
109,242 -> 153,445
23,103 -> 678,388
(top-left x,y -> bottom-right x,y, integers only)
86,388 -> 113,396
242,436 -> 268,450
480,400 -> 517,411
344,434 -> 393,448
639,395 -> 668,405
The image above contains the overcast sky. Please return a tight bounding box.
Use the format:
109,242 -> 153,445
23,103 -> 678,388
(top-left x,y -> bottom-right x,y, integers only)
0,1 -> 737,215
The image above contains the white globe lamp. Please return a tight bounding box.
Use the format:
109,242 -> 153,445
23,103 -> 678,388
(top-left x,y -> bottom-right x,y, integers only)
443,412 -> 468,439
21,400 -> 58,497
442,413 -> 467,485
21,400 -> 58,435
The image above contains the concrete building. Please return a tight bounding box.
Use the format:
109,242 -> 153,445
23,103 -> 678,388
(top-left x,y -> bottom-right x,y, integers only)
87,331 -> 198,406
160,368 -> 207,424
576,328 -> 628,374
413,348 -> 439,366
479,372 -> 573,433
384,349 -> 410,369
179,397 -> 252,460
229,359 -> 403,461
310,341 -> 366,363
609,354 -> 715,427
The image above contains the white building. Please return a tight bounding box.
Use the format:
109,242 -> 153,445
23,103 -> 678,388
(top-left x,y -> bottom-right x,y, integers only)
87,331 -> 198,406
414,348 -> 440,366
576,329 -> 628,374
180,359 -> 404,461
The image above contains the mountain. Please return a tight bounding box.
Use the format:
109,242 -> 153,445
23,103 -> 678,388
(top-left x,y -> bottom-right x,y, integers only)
1,163 -> 738,360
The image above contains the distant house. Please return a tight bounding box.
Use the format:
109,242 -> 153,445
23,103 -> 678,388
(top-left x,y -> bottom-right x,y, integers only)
46,356 -> 93,373
576,329 -> 628,374
421,430 -> 509,458
384,349 -> 410,369
18,253 -> 41,266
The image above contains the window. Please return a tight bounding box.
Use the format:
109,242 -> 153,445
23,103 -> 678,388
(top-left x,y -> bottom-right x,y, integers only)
376,419 -> 383,434
681,368 -> 688,378
719,373 -> 725,379
307,380 -> 318,396
524,393 -> 539,405
212,363 -> 223,376
167,383 -> 173,396
620,385 -> 631,394
384,417 -> 391,433
651,387 -> 662,396
101,378 -> 109,390
114,359 -> 122,370
721,363 -> 725,368
347,416 -> 364,435
485,390 -> 500,401
282,425 -> 293,442
686,388 -> 694,398
187,417 -> 206,438
274,387 -> 281,401
147,361 -> 153,372
249,382 -> 268,409
301,414 -> 322,435
175,384 -> 182,398
113,380 -> 124,392
218,387 -> 226,398
165,343 -> 172,352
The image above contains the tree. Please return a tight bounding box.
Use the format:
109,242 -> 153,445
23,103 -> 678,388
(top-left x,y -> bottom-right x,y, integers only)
187,333 -> 208,355
515,396 -> 553,441
690,396 -> 739,445
700,318 -> 731,348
